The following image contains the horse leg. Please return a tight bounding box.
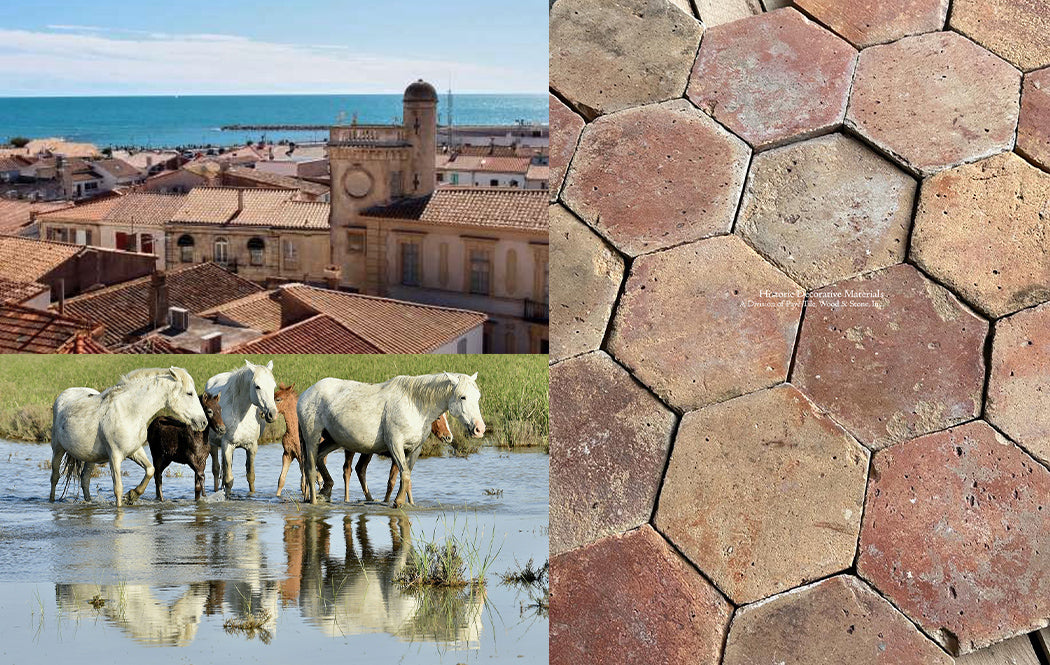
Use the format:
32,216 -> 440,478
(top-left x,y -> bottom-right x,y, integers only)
109,451 -> 125,507
245,447 -> 256,494
210,445 -> 221,492
222,441 -> 235,498
125,447 -> 154,504
302,427 -> 318,505
192,459 -> 206,501
276,451 -> 293,497
80,463 -> 95,501
316,443 -> 336,500
342,452 -> 353,502
383,460 -> 398,504
406,446 -> 422,505
387,440 -> 410,509
154,458 -> 171,501
355,453 -> 374,502
48,447 -> 64,502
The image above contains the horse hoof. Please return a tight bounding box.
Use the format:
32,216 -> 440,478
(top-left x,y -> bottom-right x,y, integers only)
123,492 -> 137,505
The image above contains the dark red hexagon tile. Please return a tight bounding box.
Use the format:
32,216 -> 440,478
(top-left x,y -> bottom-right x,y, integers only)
551,525 -> 732,665
793,264 -> 987,449
550,351 -> 676,555
857,421 -> 1050,655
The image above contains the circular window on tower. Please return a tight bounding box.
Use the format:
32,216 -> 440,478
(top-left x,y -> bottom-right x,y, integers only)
343,167 -> 374,199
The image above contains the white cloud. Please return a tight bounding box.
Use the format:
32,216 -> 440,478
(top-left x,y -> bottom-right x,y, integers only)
0,28 -> 543,95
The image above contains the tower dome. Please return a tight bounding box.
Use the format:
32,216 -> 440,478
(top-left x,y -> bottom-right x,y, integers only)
404,79 -> 438,102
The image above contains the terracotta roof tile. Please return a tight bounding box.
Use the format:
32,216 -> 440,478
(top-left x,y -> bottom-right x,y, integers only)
59,262 -> 264,347
361,187 -> 547,232
0,303 -> 102,353
439,155 -> 532,173
58,332 -> 112,354
281,285 -> 486,353
526,164 -> 550,181
199,291 -> 283,332
225,166 -> 330,196
171,187 -> 327,229
0,278 -> 48,305
38,192 -> 184,228
0,199 -> 74,234
224,314 -> 382,354
94,158 -> 143,180
0,235 -> 83,282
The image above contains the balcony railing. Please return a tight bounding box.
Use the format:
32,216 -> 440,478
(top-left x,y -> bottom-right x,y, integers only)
329,125 -> 408,146
524,299 -> 548,324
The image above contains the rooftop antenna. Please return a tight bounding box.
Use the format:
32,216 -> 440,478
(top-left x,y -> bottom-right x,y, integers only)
448,74 -> 454,151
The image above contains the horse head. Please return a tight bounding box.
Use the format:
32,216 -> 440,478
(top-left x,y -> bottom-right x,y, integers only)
200,392 -> 226,436
443,372 -> 485,438
431,412 -> 454,444
167,367 -> 208,431
246,359 -> 278,423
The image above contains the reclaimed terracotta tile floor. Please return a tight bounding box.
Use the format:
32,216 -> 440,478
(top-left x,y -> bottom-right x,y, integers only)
549,1 -> 1050,662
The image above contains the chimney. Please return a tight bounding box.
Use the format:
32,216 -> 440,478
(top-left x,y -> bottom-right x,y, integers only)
236,189 -> 244,214
324,265 -> 341,290
57,279 -> 65,315
145,155 -> 153,169
148,272 -> 169,329
200,331 -> 222,354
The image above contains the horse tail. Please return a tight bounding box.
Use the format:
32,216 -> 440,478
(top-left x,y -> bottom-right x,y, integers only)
58,452 -> 83,499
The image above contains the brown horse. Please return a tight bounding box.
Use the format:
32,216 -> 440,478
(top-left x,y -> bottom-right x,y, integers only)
341,413 -> 454,504
147,392 -> 226,501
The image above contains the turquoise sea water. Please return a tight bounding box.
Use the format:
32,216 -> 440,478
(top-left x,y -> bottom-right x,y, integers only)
0,93 -> 547,149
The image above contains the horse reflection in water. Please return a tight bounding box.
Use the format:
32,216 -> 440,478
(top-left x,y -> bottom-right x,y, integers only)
52,511 -> 484,647
284,513 -> 486,645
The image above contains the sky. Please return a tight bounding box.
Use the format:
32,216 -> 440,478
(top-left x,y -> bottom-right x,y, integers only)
0,0 -> 548,96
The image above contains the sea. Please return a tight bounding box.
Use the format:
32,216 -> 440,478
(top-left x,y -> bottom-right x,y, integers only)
0,93 -> 548,149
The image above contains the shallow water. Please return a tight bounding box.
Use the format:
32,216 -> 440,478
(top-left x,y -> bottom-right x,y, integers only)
0,441 -> 548,663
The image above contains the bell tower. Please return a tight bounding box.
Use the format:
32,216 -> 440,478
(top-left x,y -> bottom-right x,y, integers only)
402,79 -> 438,197
327,79 -> 439,292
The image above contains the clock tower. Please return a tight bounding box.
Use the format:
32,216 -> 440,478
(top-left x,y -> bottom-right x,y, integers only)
327,79 -> 438,291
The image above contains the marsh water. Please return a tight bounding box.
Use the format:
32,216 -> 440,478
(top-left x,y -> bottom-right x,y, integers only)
0,441 -> 548,663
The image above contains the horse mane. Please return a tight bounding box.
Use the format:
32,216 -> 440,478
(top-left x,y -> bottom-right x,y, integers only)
386,373 -> 457,410
100,367 -> 179,402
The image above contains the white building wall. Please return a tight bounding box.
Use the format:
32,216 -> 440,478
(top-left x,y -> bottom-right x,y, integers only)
429,326 -> 484,354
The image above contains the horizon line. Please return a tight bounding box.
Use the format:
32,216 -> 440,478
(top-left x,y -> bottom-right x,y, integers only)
0,90 -> 545,99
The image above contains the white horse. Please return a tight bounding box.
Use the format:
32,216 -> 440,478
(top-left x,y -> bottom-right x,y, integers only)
205,360 -> 278,498
49,367 -> 208,507
298,372 -> 486,507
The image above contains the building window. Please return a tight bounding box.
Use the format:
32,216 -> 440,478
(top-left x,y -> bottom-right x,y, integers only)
84,181 -> 98,191
283,239 -> 299,268
457,338 -> 467,354
436,173 -> 444,182
347,231 -> 365,253
450,173 -> 459,185
115,232 -> 134,252
214,237 -> 229,265
489,179 -> 499,187
505,249 -> 518,295
469,248 -> 491,295
509,180 -> 519,188
504,331 -> 516,354
247,237 -> 265,266
140,234 -> 154,255
400,240 -> 421,286
390,171 -> 403,197
177,234 -> 195,263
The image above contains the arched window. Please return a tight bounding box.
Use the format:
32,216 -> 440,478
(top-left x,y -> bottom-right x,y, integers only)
247,237 -> 265,266
214,237 -> 229,265
177,234 -> 195,263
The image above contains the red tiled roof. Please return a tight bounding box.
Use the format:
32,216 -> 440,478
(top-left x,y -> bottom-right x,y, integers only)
224,314 -> 381,354
439,155 -> 532,174
526,164 -> 550,182
58,332 -> 112,354
0,303 -> 103,353
171,187 -> 329,229
0,235 -> 83,282
35,195 -> 122,221
225,166 -> 330,197
361,187 -> 547,232
199,291 -> 283,332
0,277 -> 48,305
280,284 -> 485,353
37,192 -> 184,228
59,262 -> 264,347
0,199 -> 74,234
94,158 -> 143,180
0,156 -> 31,171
